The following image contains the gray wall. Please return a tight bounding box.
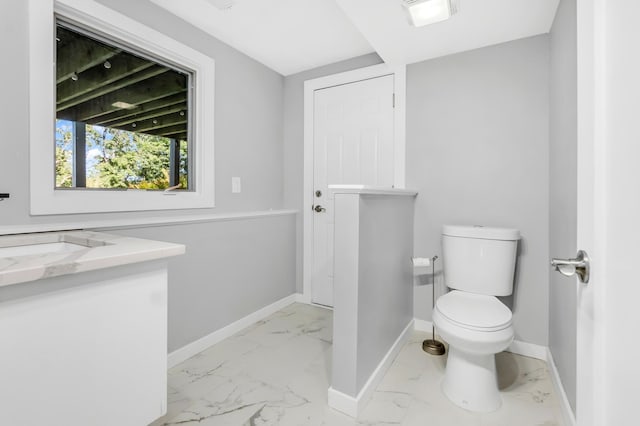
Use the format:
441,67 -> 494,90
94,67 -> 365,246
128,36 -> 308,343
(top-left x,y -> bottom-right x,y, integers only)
109,215 -> 296,352
332,194 -> 414,396
0,0 -> 284,226
3,0 -> 559,355
356,196 -> 414,392
407,36 -> 550,346
549,0 -> 577,412
282,54 -> 383,292
0,0 -> 294,353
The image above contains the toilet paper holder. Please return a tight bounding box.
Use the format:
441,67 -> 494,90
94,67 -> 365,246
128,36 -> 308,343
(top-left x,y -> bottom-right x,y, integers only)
416,255 -> 445,356
411,257 -> 431,268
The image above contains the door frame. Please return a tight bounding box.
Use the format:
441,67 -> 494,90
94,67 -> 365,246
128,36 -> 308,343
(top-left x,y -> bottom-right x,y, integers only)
301,63 -> 407,303
576,0 -> 606,424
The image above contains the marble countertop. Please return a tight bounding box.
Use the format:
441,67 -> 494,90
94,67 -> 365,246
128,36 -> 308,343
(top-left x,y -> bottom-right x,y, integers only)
0,231 -> 185,288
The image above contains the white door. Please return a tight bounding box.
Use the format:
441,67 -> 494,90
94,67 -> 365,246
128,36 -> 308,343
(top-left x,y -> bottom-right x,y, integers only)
575,1 -> 640,424
311,75 -> 395,307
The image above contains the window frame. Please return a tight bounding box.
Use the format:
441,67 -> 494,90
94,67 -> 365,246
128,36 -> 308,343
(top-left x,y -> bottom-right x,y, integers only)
29,0 -> 215,215
54,17 -> 195,192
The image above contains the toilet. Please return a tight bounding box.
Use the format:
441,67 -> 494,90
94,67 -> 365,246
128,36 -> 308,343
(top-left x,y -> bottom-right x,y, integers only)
433,225 -> 520,412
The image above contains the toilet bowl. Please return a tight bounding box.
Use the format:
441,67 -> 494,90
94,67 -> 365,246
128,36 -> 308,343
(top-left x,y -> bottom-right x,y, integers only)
433,290 -> 514,412
434,225 -> 520,412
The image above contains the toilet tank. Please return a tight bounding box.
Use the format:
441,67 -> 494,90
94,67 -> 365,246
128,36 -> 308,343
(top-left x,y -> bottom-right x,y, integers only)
442,225 -> 520,296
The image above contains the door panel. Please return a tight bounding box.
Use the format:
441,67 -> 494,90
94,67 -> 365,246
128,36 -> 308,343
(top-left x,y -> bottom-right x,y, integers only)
311,75 -> 395,307
576,1 -> 640,424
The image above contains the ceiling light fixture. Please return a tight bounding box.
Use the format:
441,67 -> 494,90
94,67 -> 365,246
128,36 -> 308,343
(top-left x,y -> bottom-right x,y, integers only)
112,101 -> 137,110
403,0 -> 458,27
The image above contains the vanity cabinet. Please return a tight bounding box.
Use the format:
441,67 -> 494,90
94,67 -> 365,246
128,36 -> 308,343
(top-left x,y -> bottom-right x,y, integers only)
0,231 -> 184,426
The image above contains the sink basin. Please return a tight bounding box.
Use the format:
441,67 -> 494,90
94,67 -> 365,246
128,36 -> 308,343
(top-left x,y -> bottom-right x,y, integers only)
0,242 -> 86,258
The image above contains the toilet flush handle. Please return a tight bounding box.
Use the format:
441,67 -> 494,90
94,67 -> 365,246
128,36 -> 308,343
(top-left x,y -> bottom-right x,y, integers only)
551,250 -> 590,284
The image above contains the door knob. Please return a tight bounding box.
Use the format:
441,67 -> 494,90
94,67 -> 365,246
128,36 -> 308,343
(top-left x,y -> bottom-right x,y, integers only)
314,205 -> 326,213
551,250 -> 590,284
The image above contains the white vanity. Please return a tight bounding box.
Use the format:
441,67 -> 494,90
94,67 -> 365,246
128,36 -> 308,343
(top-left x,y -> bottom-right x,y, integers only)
0,231 -> 184,426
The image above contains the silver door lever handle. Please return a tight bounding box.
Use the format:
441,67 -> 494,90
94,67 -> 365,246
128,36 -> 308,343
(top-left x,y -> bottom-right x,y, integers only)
551,250 -> 590,284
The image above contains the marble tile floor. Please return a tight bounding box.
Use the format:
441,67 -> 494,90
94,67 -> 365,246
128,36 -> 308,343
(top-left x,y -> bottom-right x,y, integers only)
151,303 -> 564,426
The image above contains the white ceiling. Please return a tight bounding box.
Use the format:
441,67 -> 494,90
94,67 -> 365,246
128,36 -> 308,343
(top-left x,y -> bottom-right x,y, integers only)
149,0 -> 375,76
335,0 -> 560,67
150,0 -> 560,76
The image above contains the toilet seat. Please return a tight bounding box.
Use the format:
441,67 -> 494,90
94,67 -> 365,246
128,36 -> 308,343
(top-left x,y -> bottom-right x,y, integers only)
435,290 -> 512,332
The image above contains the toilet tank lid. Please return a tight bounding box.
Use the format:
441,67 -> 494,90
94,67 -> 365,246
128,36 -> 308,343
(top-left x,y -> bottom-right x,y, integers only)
442,225 -> 520,241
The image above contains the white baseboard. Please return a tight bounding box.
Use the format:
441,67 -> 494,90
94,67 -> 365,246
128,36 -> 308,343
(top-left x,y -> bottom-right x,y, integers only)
168,301 -> 574,424
167,293 -> 299,368
328,319 -> 414,417
507,339 -> 547,361
295,292 -> 311,304
415,318 -> 546,361
413,318 -> 433,332
327,387 -> 358,418
546,348 -> 576,426
417,317 -> 572,424
295,294 -> 335,312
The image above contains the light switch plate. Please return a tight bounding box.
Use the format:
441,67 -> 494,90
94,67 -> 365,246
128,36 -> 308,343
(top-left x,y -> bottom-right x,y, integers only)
231,177 -> 241,193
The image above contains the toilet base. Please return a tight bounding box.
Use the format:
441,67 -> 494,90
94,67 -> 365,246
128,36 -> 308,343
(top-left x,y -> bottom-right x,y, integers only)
441,346 -> 502,412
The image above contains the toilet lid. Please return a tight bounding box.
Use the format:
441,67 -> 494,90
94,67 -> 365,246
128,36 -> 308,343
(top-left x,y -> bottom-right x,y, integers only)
436,290 -> 512,331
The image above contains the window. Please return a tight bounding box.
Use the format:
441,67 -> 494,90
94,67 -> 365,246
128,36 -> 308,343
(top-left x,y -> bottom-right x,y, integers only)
29,0 -> 215,215
55,21 -> 191,191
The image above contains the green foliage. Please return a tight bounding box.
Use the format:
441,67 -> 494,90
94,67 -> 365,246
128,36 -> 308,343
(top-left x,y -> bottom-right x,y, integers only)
55,146 -> 73,187
55,121 -> 73,187
55,121 -> 188,190
86,125 -> 139,188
